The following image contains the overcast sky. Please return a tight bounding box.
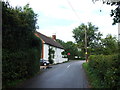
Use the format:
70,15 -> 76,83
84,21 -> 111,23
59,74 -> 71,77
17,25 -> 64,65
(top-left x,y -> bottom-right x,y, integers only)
6,0 -> 118,42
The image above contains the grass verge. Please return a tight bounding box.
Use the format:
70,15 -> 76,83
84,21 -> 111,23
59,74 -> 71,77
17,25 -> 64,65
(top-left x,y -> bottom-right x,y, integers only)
82,62 -> 103,88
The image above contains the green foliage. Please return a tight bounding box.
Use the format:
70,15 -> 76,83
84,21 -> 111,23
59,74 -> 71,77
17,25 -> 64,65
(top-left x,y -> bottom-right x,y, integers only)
2,48 -> 41,78
61,51 -> 67,58
72,22 -> 103,57
2,1 -> 38,50
56,39 -> 66,47
3,45 -> 42,88
72,22 -> 118,57
2,1 -> 42,88
100,34 -> 118,55
56,39 -> 79,60
64,41 -> 79,60
106,1 -> 120,25
110,6 -> 120,25
83,63 -> 103,88
73,22 -> 101,45
88,55 -> 119,88
48,47 -> 55,64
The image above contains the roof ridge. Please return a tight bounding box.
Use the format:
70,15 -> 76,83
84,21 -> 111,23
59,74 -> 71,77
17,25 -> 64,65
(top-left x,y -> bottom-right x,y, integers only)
36,31 -> 51,39
36,31 -> 64,49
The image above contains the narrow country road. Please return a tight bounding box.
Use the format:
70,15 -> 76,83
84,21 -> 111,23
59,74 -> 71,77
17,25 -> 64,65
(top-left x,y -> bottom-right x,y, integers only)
19,60 -> 89,88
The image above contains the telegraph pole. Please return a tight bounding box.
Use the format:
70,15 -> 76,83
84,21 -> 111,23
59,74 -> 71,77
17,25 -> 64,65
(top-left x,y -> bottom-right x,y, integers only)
85,26 -> 88,62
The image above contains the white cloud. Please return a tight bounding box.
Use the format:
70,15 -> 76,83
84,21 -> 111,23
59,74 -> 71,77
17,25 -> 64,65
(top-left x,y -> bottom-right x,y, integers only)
37,22 -> 81,42
5,0 -> 118,42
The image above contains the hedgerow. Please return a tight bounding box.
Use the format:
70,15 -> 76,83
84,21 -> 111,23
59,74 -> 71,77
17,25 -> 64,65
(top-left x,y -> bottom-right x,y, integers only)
88,54 -> 119,88
2,1 -> 42,88
2,37 -> 42,88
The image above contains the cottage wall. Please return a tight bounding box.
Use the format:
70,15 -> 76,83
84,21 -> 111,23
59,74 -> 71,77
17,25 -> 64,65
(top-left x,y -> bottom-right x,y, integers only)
35,32 -> 67,64
54,47 -> 63,64
52,47 -> 68,64
43,44 -> 49,60
43,44 -> 67,64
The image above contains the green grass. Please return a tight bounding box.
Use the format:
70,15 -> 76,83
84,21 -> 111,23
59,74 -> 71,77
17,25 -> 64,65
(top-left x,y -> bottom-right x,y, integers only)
82,62 -> 103,88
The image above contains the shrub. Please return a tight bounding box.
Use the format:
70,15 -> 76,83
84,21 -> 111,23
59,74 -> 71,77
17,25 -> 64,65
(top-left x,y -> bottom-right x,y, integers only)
2,1 -> 42,88
48,47 -> 54,64
88,54 -> 119,88
2,37 -> 42,88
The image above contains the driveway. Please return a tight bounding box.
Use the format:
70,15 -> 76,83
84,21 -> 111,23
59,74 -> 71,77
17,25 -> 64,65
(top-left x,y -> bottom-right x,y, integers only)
19,60 -> 89,88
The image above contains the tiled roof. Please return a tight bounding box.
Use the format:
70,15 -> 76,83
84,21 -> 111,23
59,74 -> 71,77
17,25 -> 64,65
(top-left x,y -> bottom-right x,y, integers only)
35,32 -> 64,49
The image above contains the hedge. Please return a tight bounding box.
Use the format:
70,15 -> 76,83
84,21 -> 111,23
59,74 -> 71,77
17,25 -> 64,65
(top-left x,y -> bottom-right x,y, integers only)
2,1 -> 42,88
2,48 -> 41,88
88,54 -> 119,88
2,36 -> 42,88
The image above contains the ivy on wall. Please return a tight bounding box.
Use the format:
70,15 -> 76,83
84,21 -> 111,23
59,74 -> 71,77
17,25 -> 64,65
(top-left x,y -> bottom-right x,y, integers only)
48,46 -> 55,64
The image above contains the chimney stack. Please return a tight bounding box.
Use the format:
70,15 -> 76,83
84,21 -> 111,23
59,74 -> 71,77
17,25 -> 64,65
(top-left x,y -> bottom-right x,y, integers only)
52,35 -> 56,40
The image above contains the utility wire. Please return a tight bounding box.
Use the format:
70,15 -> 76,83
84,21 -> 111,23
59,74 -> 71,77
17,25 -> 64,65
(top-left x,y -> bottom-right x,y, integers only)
66,0 -> 88,62
66,0 -> 81,20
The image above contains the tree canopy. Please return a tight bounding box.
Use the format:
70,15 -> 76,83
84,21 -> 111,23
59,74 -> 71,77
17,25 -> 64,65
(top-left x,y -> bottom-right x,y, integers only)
2,1 -> 42,88
56,39 -> 79,59
72,22 -> 103,56
100,34 -> 118,55
2,1 -> 39,50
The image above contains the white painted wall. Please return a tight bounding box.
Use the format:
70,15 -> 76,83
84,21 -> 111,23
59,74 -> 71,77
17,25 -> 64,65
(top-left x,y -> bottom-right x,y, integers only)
54,48 -> 62,64
43,43 -> 68,64
43,44 -> 49,60
54,47 -> 68,64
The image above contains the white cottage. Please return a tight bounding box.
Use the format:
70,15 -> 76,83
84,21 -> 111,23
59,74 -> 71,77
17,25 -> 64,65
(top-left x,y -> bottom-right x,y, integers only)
35,32 -> 67,64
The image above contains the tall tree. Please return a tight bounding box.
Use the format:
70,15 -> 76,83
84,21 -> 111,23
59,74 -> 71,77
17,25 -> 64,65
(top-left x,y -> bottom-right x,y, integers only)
2,2 -> 38,50
101,34 -> 118,55
56,39 -> 66,47
56,39 -> 79,59
64,41 -> 79,59
72,22 -> 103,56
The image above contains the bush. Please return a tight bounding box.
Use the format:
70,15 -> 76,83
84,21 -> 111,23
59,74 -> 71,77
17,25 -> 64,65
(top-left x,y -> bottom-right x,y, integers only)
2,37 -> 42,88
88,54 -> 119,88
79,57 -> 85,60
2,1 -> 42,88
83,63 -> 102,88
48,48 -> 54,64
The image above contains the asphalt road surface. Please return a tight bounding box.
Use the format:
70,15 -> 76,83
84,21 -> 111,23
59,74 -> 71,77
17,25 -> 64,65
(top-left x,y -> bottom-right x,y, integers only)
19,60 -> 89,88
